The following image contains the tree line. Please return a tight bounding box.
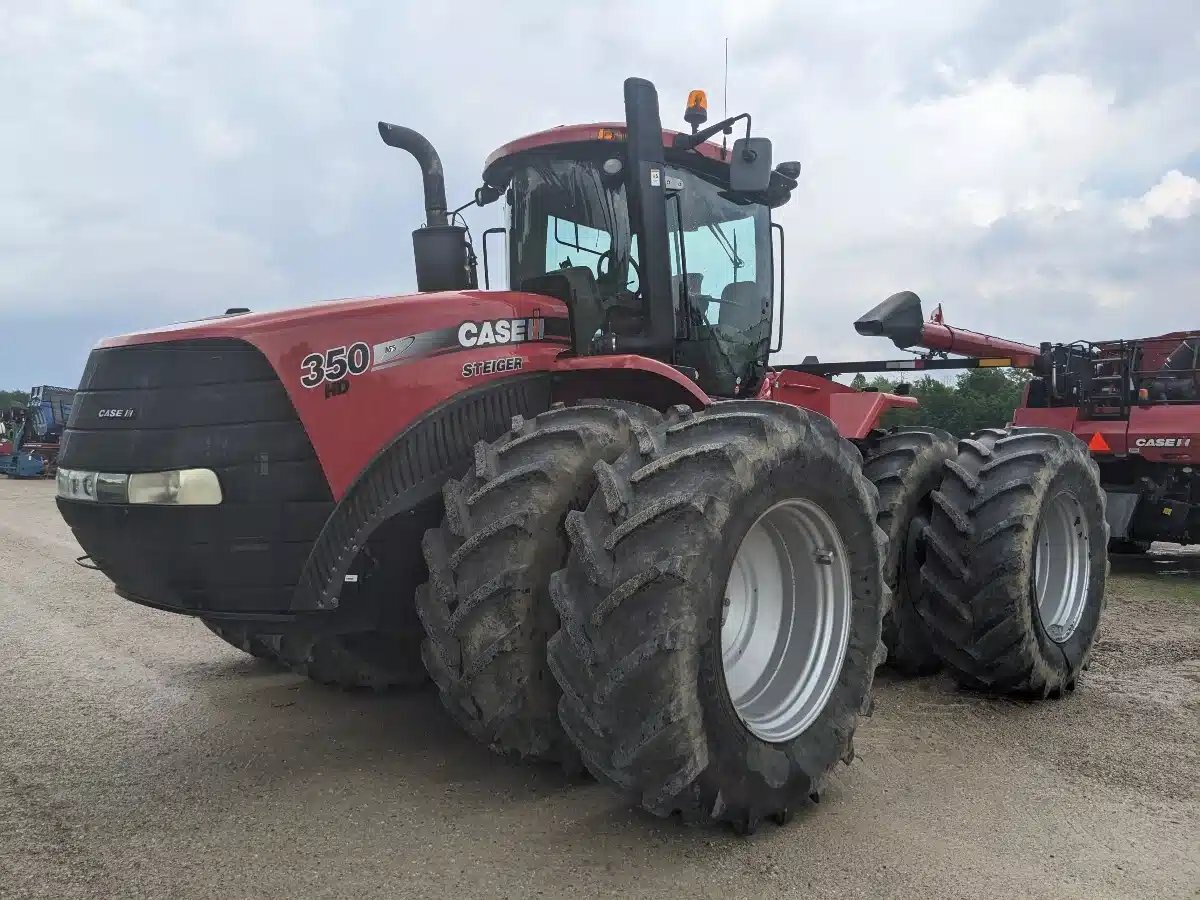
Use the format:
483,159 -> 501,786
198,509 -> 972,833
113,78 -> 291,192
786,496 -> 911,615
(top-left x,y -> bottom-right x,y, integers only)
0,389 -> 30,410
850,368 -> 1032,435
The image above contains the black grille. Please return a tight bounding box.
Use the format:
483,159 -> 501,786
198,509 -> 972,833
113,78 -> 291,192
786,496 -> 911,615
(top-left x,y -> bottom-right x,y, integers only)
58,339 -> 334,614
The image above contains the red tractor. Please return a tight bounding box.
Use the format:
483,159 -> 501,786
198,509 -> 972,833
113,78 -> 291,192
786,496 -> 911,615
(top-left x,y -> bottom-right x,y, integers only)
56,78 -> 1108,832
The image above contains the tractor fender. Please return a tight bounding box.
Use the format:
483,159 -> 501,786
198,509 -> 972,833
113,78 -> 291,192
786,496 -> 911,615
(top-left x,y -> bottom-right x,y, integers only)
290,355 -> 709,613
290,372 -> 555,613
758,370 -> 918,439
549,354 -> 710,410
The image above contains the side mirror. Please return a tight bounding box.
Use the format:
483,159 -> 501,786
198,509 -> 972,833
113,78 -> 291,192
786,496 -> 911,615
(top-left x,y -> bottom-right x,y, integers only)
475,184 -> 503,207
730,137 -> 773,192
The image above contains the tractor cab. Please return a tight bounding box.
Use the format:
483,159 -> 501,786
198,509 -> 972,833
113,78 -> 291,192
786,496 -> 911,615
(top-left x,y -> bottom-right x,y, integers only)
381,78 -> 799,398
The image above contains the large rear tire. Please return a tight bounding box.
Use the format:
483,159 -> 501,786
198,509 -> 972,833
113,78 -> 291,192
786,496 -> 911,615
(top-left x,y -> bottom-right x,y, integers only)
862,427 -> 957,675
202,620 -> 278,662
548,402 -> 887,831
275,628 -> 427,690
917,427 -> 1108,696
1108,538 -> 1150,555
418,401 -> 661,766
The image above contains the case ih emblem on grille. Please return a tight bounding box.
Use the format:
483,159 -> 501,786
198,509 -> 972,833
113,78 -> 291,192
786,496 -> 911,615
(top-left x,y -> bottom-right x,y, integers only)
97,408 -> 137,419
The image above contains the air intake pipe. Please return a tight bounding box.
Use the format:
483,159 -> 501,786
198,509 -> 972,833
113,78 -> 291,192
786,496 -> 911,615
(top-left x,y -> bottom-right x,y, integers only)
378,122 -> 476,292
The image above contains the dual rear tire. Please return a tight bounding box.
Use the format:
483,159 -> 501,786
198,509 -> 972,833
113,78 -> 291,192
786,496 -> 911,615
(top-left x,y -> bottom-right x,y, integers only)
415,407 -> 1108,829
547,402 -> 887,830
917,427 -> 1108,695
417,399 -> 888,829
201,620 -> 427,689
202,620 -> 278,661
417,401 -> 664,766
862,427 -> 958,675
205,400 -> 1108,831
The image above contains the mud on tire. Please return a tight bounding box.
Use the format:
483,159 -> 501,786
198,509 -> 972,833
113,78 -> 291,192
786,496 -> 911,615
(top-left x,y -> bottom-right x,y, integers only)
418,401 -> 662,765
547,402 -> 888,831
917,427 -> 1108,696
862,427 -> 957,675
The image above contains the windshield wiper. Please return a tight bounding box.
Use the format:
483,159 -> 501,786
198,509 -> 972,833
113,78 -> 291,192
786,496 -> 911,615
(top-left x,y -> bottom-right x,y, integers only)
707,222 -> 743,270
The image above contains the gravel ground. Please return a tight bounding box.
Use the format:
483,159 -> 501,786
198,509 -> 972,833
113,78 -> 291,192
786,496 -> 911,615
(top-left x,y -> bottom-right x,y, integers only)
1,478 -> 1197,900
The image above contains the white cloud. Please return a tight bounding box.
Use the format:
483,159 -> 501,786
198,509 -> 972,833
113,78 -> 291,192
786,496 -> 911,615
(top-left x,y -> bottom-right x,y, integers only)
1119,169 -> 1200,230
0,0 -> 1198,388
195,117 -> 254,160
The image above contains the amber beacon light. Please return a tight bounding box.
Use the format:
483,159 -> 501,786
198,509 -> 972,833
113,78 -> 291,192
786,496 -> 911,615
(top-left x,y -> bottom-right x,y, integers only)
684,89 -> 708,129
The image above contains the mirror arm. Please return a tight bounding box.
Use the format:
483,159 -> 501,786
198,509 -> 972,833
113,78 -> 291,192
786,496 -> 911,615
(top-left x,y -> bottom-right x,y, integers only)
673,112 -> 751,152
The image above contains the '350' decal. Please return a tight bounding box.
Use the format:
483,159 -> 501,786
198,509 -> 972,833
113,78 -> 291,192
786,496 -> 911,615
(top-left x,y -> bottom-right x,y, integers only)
300,343 -> 371,388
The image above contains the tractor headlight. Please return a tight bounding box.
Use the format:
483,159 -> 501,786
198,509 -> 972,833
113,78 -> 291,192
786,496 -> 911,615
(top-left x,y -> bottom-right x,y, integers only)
56,468 -> 222,505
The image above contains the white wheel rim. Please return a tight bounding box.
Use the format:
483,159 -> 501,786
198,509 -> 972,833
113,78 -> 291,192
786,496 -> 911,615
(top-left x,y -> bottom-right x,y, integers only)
721,499 -> 852,743
1034,490 -> 1091,643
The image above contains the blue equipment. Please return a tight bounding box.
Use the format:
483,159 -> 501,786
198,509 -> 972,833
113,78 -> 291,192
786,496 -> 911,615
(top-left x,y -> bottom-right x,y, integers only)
1,386 -> 75,478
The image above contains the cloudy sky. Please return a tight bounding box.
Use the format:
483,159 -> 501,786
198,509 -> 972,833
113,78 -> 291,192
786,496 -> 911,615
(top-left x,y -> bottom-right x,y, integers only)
1,0 -> 1197,389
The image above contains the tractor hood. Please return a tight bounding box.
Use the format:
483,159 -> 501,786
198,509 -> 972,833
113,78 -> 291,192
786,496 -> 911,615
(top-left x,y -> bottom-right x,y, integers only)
80,289 -> 571,499
97,289 -> 567,352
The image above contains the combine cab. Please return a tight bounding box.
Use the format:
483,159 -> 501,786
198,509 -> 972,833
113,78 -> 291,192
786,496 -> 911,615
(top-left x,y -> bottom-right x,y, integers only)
1014,332 -> 1199,552
56,78 -> 1108,832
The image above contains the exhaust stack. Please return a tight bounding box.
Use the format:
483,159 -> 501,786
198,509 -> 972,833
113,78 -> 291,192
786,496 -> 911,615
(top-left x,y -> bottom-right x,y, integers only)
619,77 -> 676,360
378,122 -> 476,292
378,122 -> 448,226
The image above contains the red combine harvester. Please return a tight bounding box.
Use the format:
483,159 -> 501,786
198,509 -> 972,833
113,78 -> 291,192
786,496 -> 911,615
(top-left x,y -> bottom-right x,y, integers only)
56,78 -> 1108,832
1018,332 -> 1198,552
849,296 -> 1198,553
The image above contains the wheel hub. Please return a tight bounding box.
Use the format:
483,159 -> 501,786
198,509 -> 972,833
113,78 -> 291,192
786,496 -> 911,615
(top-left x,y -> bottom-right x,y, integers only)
721,499 -> 852,743
1033,490 -> 1090,643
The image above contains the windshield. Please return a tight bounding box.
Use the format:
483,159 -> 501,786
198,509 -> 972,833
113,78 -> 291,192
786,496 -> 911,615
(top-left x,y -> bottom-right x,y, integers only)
509,153 -> 639,301
507,151 -> 772,395
672,217 -> 760,327
665,172 -> 771,394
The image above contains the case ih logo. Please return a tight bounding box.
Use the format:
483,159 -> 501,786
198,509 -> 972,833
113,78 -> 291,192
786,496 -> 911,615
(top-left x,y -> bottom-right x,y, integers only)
97,408 -> 137,419
457,317 -> 545,348
1134,437 -> 1192,448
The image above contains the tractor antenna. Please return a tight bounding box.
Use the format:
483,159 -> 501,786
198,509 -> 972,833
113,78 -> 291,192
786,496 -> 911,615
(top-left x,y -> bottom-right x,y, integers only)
722,37 -> 730,158
723,38 -> 729,122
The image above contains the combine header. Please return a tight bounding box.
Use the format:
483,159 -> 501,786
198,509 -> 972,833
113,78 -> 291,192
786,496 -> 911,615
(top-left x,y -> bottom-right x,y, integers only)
56,78 -> 1108,832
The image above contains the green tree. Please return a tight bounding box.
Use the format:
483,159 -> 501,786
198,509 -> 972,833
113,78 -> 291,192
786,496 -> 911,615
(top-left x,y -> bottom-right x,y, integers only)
0,389 -> 30,410
872,368 -> 1031,435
